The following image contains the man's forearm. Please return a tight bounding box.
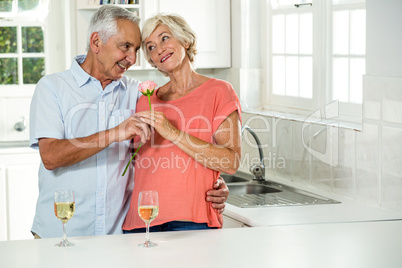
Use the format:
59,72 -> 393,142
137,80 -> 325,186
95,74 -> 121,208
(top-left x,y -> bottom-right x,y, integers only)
39,129 -> 114,170
38,115 -> 150,170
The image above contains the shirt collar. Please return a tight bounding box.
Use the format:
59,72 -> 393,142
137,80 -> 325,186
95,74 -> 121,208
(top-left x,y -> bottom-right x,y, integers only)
70,55 -> 125,91
70,55 -> 91,87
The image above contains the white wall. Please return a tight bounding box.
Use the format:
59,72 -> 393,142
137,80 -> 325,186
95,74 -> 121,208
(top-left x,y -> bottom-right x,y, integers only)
228,0 -> 265,110
47,0 -> 71,73
366,0 -> 402,76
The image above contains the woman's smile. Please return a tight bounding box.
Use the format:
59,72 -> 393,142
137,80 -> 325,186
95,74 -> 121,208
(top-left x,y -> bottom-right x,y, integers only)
161,53 -> 173,63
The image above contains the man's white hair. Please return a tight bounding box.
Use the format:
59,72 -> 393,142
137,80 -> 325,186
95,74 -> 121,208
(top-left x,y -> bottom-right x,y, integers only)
86,5 -> 140,51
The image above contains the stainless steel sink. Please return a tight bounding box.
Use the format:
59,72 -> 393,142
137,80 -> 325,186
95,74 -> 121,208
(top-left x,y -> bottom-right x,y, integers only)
221,172 -> 340,208
220,174 -> 250,183
227,183 -> 281,195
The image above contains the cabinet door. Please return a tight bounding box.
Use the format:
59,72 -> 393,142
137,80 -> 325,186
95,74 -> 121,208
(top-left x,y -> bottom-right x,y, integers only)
7,163 -> 39,240
0,97 -> 31,142
0,165 -> 6,241
156,0 -> 231,68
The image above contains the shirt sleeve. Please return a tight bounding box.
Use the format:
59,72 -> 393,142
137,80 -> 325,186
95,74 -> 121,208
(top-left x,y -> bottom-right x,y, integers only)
29,76 -> 65,149
212,81 -> 242,133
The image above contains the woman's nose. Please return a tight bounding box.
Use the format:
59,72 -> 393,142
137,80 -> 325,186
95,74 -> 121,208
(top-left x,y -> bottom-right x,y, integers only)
157,44 -> 165,55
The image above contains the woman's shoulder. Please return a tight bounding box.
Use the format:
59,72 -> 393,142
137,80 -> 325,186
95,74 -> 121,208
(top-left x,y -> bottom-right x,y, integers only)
204,78 -> 236,97
206,78 -> 233,88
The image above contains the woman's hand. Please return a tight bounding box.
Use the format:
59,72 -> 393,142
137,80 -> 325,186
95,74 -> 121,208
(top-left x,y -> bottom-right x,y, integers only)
137,110 -> 241,174
136,110 -> 180,142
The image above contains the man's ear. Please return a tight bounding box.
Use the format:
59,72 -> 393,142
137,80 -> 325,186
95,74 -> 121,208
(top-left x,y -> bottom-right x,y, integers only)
89,32 -> 102,54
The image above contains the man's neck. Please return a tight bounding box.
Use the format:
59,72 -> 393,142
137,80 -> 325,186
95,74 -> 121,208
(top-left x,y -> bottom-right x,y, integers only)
80,52 -> 113,89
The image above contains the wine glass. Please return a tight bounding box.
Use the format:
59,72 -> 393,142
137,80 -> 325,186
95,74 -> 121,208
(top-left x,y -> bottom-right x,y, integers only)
138,190 -> 159,248
54,190 -> 75,247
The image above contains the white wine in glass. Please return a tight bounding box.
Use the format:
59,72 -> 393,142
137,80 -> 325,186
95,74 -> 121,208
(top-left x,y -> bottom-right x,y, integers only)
54,190 -> 75,247
138,191 -> 159,248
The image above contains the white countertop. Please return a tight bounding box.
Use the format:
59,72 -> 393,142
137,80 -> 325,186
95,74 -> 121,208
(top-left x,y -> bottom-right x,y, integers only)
224,174 -> 402,227
1,220 -> 402,268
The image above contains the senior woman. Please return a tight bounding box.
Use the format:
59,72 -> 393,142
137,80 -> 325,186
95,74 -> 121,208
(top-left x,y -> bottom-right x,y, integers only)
123,13 -> 241,232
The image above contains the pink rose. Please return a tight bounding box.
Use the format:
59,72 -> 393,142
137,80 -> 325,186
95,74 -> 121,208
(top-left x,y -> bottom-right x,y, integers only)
122,80 -> 157,176
138,81 -> 157,96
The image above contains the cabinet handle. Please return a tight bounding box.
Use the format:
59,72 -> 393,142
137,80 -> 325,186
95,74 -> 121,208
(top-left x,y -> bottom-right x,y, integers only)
14,117 -> 26,132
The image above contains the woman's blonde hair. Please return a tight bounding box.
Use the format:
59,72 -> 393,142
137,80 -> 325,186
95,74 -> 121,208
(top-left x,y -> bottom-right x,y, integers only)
141,13 -> 197,76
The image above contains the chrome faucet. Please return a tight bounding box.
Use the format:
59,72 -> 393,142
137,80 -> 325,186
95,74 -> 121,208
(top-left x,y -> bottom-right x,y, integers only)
241,125 -> 265,181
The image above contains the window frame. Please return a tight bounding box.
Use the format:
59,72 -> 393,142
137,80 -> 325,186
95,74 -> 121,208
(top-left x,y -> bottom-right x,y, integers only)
0,6 -> 48,90
327,1 -> 366,124
264,0 -> 366,127
269,4 -> 315,112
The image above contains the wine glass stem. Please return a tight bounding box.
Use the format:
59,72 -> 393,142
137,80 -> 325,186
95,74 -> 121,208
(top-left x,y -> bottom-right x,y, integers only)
62,222 -> 67,242
145,222 -> 150,242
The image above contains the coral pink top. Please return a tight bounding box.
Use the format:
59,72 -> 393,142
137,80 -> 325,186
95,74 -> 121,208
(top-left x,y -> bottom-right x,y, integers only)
122,78 -> 241,230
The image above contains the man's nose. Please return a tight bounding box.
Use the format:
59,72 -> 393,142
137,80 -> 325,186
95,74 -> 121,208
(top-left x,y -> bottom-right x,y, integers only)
126,50 -> 137,65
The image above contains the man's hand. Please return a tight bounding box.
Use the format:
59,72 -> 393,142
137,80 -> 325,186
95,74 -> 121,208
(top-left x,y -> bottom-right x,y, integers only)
38,116 -> 151,171
113,116 -> 151,144
206,177 -> 229,214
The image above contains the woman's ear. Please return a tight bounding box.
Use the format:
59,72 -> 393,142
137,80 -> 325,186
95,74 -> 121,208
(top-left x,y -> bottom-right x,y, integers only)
89,32 -> 102,54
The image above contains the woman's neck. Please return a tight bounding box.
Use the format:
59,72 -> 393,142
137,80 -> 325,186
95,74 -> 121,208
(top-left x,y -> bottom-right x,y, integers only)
158,66 -> 209,101
169,71 -> 199,94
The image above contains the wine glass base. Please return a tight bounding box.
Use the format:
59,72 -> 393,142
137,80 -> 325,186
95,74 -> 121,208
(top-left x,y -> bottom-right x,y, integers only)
138,241 -> 157,248
55,239 -> 74,247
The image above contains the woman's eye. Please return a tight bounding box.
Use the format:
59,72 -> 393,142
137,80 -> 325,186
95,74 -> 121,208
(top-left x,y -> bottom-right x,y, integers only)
162,36 -> 169,42
148,45 -> 155,51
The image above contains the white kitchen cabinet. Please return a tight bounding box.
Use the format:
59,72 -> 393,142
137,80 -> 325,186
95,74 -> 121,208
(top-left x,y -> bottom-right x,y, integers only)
145,0 -> 231,68
0,165 -> 6,241
0,148 -> 40,241
0,94 -> 33,143
74,0 -> 231,69
222,214 -> 250,228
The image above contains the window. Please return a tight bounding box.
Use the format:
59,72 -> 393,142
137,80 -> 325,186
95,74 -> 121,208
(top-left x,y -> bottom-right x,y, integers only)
267,0 -> 366,126
0,0 -> 49,86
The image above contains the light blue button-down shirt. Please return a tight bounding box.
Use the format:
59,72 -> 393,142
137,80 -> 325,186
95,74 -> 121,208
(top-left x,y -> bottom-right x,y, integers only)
30,55 -> 141,238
